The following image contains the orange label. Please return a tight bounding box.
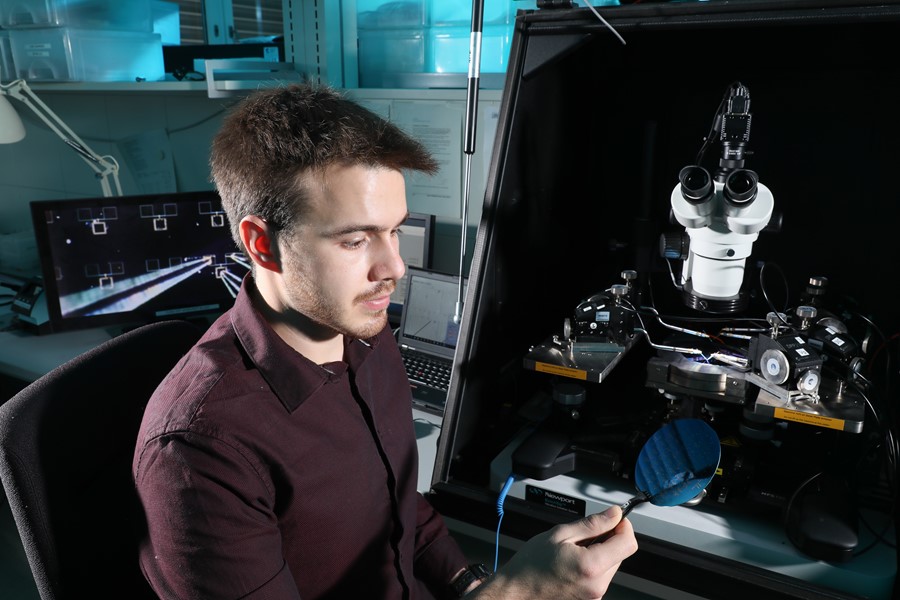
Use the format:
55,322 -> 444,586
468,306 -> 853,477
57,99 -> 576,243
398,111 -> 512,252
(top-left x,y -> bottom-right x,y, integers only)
534,362 -> 588,380
774,408 -> 845,431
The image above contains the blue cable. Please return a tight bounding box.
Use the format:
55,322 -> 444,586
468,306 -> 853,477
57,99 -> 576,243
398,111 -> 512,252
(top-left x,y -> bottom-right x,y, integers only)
494,474 -> 516,572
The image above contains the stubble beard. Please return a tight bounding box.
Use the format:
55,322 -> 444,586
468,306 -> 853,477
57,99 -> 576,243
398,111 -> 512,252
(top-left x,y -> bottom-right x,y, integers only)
284,264 -> 394,340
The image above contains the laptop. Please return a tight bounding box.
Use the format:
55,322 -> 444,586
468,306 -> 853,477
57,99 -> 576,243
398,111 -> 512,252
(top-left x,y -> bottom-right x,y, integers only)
396,267 -> 466,415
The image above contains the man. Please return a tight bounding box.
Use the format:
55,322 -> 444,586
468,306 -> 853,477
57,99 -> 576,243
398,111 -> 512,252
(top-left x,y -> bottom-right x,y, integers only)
133,84 -> 637,599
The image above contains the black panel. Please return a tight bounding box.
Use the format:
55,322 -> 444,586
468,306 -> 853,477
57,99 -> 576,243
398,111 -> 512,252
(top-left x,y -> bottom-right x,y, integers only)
436,3 -> 900,599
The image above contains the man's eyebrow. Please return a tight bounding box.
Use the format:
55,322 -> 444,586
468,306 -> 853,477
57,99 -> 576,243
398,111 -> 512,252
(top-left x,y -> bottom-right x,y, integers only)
324,213 -> 410,238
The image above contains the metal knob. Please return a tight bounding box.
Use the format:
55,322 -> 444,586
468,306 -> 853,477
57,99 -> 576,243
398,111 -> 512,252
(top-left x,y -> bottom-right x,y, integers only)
796,305 -> 817,319
610,284 -> 628,299
806,276 -> 829,297
795,305 -> 817,329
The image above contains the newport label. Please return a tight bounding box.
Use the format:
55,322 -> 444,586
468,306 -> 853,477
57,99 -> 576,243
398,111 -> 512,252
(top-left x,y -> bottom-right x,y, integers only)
525,485 -> 586,517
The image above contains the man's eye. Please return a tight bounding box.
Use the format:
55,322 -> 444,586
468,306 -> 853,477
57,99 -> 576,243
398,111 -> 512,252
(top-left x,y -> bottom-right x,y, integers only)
343,238 -> 366,249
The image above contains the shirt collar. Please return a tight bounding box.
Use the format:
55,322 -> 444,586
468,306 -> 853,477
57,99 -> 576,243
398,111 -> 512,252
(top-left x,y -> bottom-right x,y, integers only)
230,275 -> 381,413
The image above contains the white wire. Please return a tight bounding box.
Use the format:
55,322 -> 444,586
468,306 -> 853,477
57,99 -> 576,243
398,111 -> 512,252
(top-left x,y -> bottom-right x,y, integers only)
719,331 -> 753,341
635,328 -> 703,355
664,257 -> 684,291
708,352 -> 749,369
641,305 -> 712,339
619,301 -> 701,354
583,0 -> 627,45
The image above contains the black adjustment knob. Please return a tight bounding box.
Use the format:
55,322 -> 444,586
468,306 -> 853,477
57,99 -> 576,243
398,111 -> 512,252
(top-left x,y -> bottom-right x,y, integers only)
660,232 -> 689,260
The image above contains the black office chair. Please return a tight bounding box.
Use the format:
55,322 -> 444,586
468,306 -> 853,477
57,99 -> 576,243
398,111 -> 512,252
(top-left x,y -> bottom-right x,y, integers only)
0,320 -> 204,600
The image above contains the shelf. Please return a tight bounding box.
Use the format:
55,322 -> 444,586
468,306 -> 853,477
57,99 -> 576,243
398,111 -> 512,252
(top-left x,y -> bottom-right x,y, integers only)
24,79 -> 508,98
24,80 -> 211,95
25,75 -> 299,96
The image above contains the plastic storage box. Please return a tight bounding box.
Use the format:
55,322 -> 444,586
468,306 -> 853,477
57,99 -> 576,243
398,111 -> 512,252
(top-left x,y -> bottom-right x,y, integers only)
430,0 -> 523,26
357,0 -> 426,29
9,27 -> 164,81
358,28 -> 426,87
152,0 -> 180,45
356,0 -> 541,86
428,24 -> 512,73
0,0 -> 152,31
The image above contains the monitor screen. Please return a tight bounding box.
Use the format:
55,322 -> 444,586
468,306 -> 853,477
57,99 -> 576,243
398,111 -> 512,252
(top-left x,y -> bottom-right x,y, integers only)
30,190 -> 248,332
389,212 -> 435,317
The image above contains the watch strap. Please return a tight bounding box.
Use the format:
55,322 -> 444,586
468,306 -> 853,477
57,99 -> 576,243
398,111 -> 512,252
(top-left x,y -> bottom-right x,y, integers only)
450,563 -> 492,598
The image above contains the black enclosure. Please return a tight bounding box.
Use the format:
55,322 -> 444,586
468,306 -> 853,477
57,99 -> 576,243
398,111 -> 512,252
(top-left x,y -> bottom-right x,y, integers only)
431,2 -> 900,599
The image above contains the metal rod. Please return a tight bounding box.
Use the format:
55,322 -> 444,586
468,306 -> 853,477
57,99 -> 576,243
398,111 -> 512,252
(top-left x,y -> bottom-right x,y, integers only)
453,0 -> 484,325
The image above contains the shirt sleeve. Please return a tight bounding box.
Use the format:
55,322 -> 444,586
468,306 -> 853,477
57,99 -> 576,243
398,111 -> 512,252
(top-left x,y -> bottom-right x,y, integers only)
413,492 -> 469,596
134,430 -> 302,600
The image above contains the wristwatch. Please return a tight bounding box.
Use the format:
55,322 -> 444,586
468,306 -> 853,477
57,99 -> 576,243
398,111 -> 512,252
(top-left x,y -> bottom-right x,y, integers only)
449,563 -> 492,598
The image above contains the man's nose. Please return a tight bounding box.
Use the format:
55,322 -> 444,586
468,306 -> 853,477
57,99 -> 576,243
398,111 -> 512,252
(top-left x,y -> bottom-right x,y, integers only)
372,236 -> 406,282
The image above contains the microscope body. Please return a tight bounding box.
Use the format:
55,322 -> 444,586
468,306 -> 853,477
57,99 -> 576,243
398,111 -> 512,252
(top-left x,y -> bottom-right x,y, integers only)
669,169 -> 774,305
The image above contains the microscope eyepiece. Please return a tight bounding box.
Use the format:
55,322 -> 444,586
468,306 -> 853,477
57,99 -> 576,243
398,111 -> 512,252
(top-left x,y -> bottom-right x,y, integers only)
679,166 -> 713,204
723,169 -> 759,206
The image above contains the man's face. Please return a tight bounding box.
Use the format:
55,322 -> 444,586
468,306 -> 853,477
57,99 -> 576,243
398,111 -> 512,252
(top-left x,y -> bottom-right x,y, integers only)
278,164 -> 408,340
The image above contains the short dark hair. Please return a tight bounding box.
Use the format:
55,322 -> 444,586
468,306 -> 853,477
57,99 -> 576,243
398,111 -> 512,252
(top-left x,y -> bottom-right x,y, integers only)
209,83 -> 437,247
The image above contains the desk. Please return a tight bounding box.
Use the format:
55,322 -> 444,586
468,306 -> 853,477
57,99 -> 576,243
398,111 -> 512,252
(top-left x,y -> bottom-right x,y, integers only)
412,408 -> 444,494
0,305 -> 115,386
0,326 -> 115,384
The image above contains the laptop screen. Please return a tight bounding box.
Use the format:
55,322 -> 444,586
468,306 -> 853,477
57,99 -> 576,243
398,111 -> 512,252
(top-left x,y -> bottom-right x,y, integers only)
398,268 -> 466,360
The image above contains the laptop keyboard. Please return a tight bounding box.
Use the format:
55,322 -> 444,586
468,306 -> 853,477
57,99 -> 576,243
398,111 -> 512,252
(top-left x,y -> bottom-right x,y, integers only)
402,353 -> 452,391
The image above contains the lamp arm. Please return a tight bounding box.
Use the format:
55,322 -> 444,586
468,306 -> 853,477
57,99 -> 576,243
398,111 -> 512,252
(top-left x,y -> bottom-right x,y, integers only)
2,79 -> 122,196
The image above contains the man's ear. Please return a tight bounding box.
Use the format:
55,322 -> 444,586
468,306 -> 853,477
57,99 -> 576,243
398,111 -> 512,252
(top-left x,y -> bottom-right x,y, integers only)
240,215 -> 281,273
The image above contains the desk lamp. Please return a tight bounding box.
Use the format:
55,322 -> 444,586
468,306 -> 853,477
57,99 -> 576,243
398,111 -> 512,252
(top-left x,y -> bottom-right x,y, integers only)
0,79 -> 122,197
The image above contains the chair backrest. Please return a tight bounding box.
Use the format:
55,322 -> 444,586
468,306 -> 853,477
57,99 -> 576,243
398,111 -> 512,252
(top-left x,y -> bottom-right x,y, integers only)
0,319 -> 204,600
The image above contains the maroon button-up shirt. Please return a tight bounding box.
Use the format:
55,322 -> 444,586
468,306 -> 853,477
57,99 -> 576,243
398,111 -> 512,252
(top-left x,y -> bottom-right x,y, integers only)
133,277 -> 467,599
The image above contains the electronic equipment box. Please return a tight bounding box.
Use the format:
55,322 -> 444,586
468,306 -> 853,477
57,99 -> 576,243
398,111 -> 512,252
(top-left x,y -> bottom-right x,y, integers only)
429,2 -> 900,599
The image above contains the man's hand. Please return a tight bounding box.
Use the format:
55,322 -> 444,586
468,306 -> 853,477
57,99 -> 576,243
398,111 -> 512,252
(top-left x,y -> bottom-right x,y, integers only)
471,505 -> 637,599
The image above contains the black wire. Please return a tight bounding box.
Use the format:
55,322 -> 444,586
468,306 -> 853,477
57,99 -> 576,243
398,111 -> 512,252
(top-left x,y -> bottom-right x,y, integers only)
167,108 -> 229,135
695,81 -> 747,165
695,85 -> 731,165
852,311 -> 893,408
758,262 -> 790,323
848,380 -> 898,556
853,311 -> 887,345
645,273 -> 767,326
641,277 -> 759,358
782,471 -> 823,532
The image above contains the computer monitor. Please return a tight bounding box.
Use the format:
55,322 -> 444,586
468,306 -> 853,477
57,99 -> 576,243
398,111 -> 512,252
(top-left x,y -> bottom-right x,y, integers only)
389,212 -> 435,323
30,190 -> 248,332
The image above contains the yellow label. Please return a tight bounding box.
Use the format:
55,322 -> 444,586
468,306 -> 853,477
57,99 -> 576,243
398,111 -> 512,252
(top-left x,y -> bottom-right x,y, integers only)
774,408 -> 845,431
534,361 -> 588,380
720,436 -> 741,447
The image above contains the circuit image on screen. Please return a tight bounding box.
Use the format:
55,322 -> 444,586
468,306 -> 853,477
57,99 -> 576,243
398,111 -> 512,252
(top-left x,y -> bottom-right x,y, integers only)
31,191 -> 248,330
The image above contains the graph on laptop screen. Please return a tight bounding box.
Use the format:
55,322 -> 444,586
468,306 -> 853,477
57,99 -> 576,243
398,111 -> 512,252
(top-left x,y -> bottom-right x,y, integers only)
30,191 -> 247,332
